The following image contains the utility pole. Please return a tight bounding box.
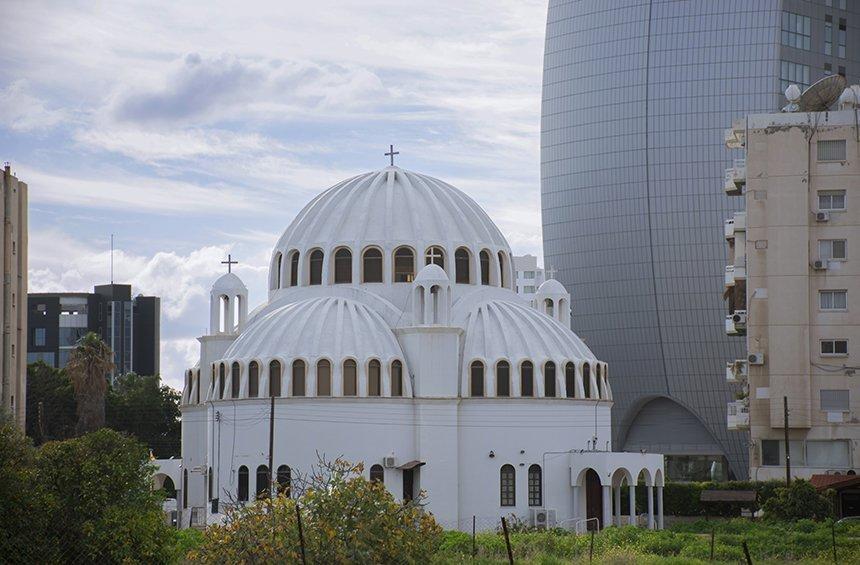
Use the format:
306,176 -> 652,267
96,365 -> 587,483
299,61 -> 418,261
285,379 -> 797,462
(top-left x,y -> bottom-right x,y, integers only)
268,395 -> 275,494
784,396 -> 791,486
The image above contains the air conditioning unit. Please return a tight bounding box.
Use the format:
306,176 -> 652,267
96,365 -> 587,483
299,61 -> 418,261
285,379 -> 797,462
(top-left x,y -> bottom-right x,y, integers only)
530,508 -> 557,529
748,352 -> 765,365
732,310 -> 747,328
811,259 -> 828,271
382,456 -> 396,468
816,211 -> 831,222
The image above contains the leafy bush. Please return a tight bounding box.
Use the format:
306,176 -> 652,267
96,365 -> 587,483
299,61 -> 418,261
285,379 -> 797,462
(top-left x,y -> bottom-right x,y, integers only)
625,480 -> 784,517
762,479 -> 833,521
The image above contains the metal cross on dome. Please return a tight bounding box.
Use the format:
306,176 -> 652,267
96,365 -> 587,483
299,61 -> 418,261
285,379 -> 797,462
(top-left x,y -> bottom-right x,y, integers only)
545,264 -> 557,279
221,254 -> 238,273
385,144 -> 399,166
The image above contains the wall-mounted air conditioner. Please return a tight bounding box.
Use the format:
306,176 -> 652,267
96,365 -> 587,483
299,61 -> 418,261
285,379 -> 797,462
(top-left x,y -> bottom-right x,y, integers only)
816,211 -> 831,222
748,352 -> 765,365
383,456 -> 396,468
731,310 -> 747,329
530,508 -> 557,529
811,259 -> 828,271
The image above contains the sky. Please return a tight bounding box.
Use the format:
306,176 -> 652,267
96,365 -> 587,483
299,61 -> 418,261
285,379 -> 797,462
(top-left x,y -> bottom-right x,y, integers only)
1,0 -> 549,390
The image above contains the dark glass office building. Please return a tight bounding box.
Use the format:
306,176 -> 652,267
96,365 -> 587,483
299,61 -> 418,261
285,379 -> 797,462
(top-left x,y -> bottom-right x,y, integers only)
28,284 -> 161,380
541,0 -> 858,479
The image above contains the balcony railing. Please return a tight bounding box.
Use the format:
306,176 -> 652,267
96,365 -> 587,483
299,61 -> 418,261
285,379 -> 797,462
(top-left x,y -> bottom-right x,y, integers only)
727,400 -> 750,430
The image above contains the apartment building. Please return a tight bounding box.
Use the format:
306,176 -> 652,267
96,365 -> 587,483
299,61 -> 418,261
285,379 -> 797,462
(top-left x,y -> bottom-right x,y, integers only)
723,84 -> 860,479
512,254 -> 546,303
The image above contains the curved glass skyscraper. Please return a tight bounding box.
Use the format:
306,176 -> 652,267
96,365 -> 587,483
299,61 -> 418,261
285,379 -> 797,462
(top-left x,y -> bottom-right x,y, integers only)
541,0 -> 856,479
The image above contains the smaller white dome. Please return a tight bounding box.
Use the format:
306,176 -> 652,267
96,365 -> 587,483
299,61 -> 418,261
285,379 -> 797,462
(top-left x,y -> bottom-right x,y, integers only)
212,272 -> 247,293
414,263 -> 449,284
537,278 -> 567,295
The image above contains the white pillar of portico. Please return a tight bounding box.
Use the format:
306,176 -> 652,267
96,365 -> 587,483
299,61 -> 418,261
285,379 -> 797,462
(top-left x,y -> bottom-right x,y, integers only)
572,485 -> 580,522
601,485 -> 611,530
657,486 -> 664,530
647,485 -> 655,530
628,484 -> 636,527
613,486 -> 622,526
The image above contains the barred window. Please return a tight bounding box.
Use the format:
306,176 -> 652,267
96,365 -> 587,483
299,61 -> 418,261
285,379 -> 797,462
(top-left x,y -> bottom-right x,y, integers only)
820,290 -> 847,311
496,361 -> 510,397
470,361 -> 485,397
500,465 -> 516,507
370,464 -> 384,484
528,464 -> 542,507
821,389 -> 849,411
825,15 -> 833,56
821,339 -> 848,356
544,362 -> 556,397
238,466 -> 249,502
818,140 -> 846,162
277,465 -> 291,497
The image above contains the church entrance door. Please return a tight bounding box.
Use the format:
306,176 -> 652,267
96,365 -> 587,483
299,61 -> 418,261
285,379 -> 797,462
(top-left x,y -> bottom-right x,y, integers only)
584,469 -> 602,530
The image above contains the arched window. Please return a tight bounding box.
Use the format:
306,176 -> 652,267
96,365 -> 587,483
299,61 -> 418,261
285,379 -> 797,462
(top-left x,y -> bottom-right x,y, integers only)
195,372 -> 200,404
334,248 -> 352,284
292,360 -> 306,396
231,362 -> 240,398
391,360 -> 403,396
545,298 -> 554,317
274,253 -> 282,289
455,247 -> 471,284
498,251 -> 507,288
370,464 -> 385,484
544,361 -> 556,398
393,247 -> 415,283
183,468 -> 188,509
470,361 -> 484,397
238,466 -> 249,502
343,359 -> 357,396
208,466 -> 213,500
256,465 -> 270,499
425,246 -> 445,269
218,363 -> 225,398
528,464 -> 542,507
360,360 -> 378,397
479,250 -> 491,285
289,251 -> 300,287
496,361 -> 510,397
521,361 -> 534,397
247,361 -> 259,398
277,465 -> 291,497
565,362 -> 576,398
583,363 -> 591,399
596,364 -> 603,398
317,359 -> 331,396
269,360 -> 281,397
309,249 -> 324,285
362,248 -> 383,283
500,465 -> 515,507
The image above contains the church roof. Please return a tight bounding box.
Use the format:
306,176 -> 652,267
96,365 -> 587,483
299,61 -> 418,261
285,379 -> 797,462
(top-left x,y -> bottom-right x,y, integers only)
211,272 -> 247,293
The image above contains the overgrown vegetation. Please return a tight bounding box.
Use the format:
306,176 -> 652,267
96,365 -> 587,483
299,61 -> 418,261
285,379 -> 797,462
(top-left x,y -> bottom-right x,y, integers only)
762,479 -> 834,521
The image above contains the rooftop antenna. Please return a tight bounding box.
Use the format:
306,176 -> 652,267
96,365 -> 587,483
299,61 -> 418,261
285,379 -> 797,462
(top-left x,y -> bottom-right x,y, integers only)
110,234 -> 114,284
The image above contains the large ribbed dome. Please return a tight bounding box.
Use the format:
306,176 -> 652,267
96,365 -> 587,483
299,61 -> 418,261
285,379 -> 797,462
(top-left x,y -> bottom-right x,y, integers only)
273,166 -> 510,257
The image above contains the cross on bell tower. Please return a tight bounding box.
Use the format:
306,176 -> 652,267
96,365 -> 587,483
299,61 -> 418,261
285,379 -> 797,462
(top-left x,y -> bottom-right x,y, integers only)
545,264 -> 557,279
221,254 -> 238,273
385,144 -> 399,166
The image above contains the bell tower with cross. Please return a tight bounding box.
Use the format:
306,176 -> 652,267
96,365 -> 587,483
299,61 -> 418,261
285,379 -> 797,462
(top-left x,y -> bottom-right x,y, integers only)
209,254 -> 248,335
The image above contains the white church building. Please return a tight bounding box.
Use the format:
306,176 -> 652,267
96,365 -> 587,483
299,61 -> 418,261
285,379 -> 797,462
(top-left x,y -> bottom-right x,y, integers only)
169,163 -> 664,531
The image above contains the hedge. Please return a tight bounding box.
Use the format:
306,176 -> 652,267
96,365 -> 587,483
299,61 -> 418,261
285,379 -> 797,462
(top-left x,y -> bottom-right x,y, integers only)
620,480 -> 785,517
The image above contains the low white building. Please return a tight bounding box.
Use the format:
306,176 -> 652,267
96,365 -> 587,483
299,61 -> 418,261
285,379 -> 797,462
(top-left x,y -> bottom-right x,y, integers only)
513,254 -> 546,303
170,164 -> 663,531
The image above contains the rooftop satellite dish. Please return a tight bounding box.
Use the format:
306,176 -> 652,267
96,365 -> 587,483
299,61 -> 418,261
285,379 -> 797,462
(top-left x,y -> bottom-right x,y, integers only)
797,74 -> 847,112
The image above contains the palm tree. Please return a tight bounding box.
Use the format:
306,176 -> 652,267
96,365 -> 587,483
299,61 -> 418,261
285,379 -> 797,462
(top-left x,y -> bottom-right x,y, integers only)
67,332 -> 114,435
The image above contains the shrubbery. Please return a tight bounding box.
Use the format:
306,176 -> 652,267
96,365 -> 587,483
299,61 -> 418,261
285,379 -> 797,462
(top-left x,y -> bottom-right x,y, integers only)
762,479 -> 833,521
622,480 -> 784,517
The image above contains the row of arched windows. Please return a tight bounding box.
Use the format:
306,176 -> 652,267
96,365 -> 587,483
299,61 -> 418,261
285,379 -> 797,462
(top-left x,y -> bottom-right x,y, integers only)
468,360 -> 609,399
200,358 -> 406,402
236,464 -> 292,502
500,464 -> 542,507
270,245 -> 511,289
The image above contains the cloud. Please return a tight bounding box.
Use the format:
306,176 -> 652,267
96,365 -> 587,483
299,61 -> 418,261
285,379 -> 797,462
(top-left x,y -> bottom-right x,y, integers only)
0,80 -> 68,132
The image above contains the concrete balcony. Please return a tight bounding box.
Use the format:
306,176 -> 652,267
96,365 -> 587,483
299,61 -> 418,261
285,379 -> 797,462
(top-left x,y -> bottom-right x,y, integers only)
727,400 -> 749,430
724,265 -> 735,288
724,158 -> 746,196
726,360 -> 748,384
724,120 -> 746,149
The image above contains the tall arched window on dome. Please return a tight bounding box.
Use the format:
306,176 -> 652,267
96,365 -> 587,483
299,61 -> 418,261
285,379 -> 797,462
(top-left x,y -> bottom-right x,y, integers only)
480,250 -> 491,285
583,363 -> 591,399
316,359 -> 331,396
277,465 -> 291,496
269,360 -> 281,397
231,362 -> 240,398
393,247 -> 415,283
309,249 -> 324,285
343,359 -> 357,396
520,361 -> 534,397
498,251 -> 507,288
334,248 -> 352,284
256,465 -> 269,499
596,364 -> 603,398
368,359 -> 381,396
248,361 -> 259,398
545,298 -> 554,317
292,360 -> 306,396
544,361 -> 556,397
362,248 -> 383,283
500,465 -> 515,507
565,362 -> 576,398
455,247 -> 471,284
496,361 -> 510,397
391,360 -> 404,396
289,251 -> 300,287
425,246 -> 445,269
470,361 -> 484,397
218,363 -> 226,398
273,253 -> 282,289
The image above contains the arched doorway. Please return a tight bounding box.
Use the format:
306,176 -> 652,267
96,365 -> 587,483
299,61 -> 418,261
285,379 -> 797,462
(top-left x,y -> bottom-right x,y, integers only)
585,469 -> 602,530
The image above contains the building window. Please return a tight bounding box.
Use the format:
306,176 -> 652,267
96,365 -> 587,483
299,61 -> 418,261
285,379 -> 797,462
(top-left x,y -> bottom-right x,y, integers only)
544,361 -> 556,397
231,362 -> 240,398
393,247 -> 415,283
256,465 -> 270,499
819,290 -> 847,311
290,251 -> 300,286
524,270 -> 535,279
480,250 -> 491,285
500,465 -> 516,507
821,389 -> 849,411
34,327 -> 46,347
807,440 -> 850,467
825,62 -> 832,75
838,18 -> 846,58
269,360 -> 281,397
391,360 -> 403,396
362,248 -> 383,283
781,12 -> 810,50
343,359 -> 357,396
455,247 -> 471,284
425,246 -> 445,269
821,339 -> 848,356
565,362 -> 576,398
334,248 -> 352,284
238,466 -> 249,502
818,140 -> 847,161
316,359 -> 331,396
523,285 -> 536,294
583,363 -> 591,398
496,361 -> 510,397
274,253 -> 283,289
368,359 -> 381,396
498,251 -> 507,288
309,249 -> 324,285
520,361 -> 534,397
183,469 -> 188,509
208,466 -> 213,500
838,65 -> 845,78
825,15 -> 833,56
277,465 -> 291,496
470,361 -> 484,397
370,464 -> 384,484
818,190 -> 845,210
761,440 -> 805,466
780,60 -> 810,92
292,360 -> 306,396
248,361 -> 259,398
528,464 -> 542,507
819,239 -> 847,261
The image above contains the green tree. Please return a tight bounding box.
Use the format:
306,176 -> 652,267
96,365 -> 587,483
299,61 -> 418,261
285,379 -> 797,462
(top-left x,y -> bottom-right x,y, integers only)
0,418 -> 46,562
763,479 -> 834,521
66,332 -> 114,435
25,361 -> 76,444
106,372 -> 181,458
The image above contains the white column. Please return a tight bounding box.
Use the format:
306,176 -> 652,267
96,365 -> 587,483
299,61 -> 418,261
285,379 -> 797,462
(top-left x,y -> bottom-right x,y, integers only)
613,486 -> 621,526
601,485 -> 611,530
647,486 -> 655,530
423,287 -> 432,325
628,484 -> 636,527
572,485 -> 580,522
657,486 -> 664,530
